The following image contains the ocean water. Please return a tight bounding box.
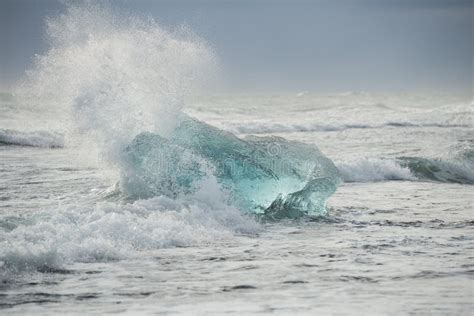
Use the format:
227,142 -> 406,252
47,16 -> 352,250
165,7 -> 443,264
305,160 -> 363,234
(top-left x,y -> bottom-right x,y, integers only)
1,92 -> 473,315
1,3 -> 473,315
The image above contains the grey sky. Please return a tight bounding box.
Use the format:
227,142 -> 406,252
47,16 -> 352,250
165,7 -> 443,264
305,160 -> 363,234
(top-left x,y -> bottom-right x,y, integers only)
0,0 -> 472,93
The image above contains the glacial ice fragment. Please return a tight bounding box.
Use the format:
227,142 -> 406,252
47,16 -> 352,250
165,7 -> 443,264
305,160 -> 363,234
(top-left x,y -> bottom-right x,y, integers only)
121,115 -> 340,218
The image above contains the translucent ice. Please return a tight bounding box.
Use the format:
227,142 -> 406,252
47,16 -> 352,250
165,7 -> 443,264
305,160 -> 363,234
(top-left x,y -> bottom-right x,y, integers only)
121,115 -> 340,218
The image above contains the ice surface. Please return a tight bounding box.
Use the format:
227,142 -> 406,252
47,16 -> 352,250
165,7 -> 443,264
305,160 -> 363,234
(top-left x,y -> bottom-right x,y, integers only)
122,115 -> 340,218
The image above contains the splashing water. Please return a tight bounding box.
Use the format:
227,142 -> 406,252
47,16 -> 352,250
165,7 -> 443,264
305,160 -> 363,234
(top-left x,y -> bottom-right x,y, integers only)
19,2 -> 216,162
0,2 -> 472,314
0,1 -> 341,280
1,2 -> 252,277
16,2 -> 339,218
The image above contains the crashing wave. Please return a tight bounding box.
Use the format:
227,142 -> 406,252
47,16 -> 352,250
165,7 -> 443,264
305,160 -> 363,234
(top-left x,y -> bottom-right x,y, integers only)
398,156 -> 474,184
0,193 -> 260,281
336,158 -> 416,182
228,121 -> 470,135
121,115 -> 341,218
0,129 -> 64,148
13,2 -> 340,220
0,2 -> 340,282
230,122 -> 370,134
337,155 -> 474,184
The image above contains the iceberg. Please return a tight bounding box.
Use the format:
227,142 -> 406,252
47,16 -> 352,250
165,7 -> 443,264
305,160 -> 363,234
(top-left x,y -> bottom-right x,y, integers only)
121,115 -> 340,218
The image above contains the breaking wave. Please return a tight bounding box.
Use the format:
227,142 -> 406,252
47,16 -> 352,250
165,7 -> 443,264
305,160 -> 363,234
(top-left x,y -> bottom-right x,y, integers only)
0,1 -> 340,280
13,1 -> 339,218
0,129 -> 64,148
0,190 -> 260,281
230,122 -> 370,134
337,154 -> 474,184
229,121 -> 471,134
337,158 -> 416,182
0,2 -> 244,279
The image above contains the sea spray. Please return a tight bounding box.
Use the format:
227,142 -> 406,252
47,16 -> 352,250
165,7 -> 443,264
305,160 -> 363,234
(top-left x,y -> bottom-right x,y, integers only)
0,2 -> 257,279
18,1 -> 216,165
336,155 -> 474,184
15,1 -> 340,218
1,2 -> 338,283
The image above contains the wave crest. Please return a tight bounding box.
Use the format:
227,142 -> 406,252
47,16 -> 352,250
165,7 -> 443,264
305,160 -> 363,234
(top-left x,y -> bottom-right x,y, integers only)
19,1 -> 216,160
337,154 -> 474,184
0,187 -> 260,281
0,129 -> 64,148
337,158 -> 416,182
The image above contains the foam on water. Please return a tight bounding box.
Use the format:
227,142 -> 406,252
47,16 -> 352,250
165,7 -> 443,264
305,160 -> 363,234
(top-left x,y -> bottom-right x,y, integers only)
336,158 -> 416,182
1,2 -> 258,279
0,2 -> 472,313
336,152 -> 474,184
0,2 -> 337,279
0,129 -> 64,148
10,1 -> 340,217
225,119 -> 471,135
0,177 -> 259,282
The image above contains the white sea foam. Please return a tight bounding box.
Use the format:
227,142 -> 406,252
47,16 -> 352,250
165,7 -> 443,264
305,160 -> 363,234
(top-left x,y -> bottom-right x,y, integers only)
336,158 -> 416,182
227,121 -> 470,135
336,155 -> 474,184
0,177 -> 260,281
230,122 -> 366,134
0,129 -> 64,148
0,3 -> 260,281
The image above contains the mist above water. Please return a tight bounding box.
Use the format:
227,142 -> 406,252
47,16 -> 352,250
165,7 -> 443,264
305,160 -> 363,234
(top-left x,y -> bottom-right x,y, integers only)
18,2 -> 216,164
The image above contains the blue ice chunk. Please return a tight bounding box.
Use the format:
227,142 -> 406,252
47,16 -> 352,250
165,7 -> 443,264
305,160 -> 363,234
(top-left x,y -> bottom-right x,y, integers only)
121,115 -> 340,218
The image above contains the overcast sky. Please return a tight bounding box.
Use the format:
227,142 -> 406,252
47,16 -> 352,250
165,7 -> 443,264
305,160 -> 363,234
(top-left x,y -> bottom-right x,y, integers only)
0,0 -> 472,94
